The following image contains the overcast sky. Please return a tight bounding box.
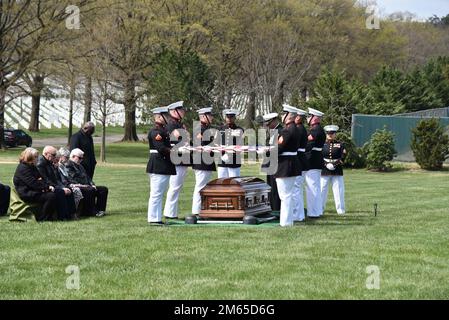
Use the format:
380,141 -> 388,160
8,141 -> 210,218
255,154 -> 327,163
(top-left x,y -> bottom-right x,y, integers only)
375,0 -> 449,20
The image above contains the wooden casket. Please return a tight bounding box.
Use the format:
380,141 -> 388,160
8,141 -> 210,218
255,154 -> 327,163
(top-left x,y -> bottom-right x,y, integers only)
189,177 -> 276,224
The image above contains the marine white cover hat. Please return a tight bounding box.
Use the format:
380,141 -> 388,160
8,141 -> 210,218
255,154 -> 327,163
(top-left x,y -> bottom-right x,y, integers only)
324,125 -> 339,132
296,108 -> 308,116
198,107 -> 213,115
151,106 -> 169,114
167,101 -> 184,110
262,113 -> 278,122
223,109 -> 239,116
282,104 -> 299,114
308,107 -> 324,117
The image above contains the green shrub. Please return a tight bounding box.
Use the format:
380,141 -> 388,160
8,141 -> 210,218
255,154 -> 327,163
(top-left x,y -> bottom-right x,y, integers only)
411,118 -> 449,170
336,131 -> 366,168
364,128 -> 397,171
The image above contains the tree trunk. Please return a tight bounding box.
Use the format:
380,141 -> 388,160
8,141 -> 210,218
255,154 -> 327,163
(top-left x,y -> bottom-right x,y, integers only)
28,74 -> 45,132
83,76 -> 92,123
244,91 -> 256,129
67,75 -> 76,146
272,81 -> 285,114
122,77 -> 138,141
100,82 -> 107,162
0,85 -> 6,150
225,88 -> 233,109
301,87 -> 308,101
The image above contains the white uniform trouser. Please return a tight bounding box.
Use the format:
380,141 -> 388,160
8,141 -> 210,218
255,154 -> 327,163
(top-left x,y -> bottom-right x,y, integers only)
163,166 -> 188,218
147,174 -> 171,223
292,175 -> 305,222
276,176 -> 297,227
192,170 -> 213,214
304,169 -> 323,217
321,175 -> 345,214
217,167 -> 241,179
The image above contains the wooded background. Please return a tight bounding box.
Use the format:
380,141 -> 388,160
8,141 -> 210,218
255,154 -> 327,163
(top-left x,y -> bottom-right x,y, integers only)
1,0 -> 448,147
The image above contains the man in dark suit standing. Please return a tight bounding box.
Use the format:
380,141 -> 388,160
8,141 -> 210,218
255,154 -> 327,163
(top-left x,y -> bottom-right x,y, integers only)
70,121 -> 97,179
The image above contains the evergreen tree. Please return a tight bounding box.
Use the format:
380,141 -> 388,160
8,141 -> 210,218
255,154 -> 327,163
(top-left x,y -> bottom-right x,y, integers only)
420,57 -> 449,109
366,66 -> 406,115
145,49 -> 215,124
364,128 -> 397,171
307,68 -> 362,131
402,68 -> 443,112
411,118 -> 449,170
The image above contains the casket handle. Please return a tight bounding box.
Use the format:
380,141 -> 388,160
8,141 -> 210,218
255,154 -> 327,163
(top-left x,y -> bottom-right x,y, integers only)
211,201 -> 234,210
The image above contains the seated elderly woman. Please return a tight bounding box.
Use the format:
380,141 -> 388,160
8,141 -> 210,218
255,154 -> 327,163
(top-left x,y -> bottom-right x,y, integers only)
65,148 -> 108,217
13,148 -> 59,221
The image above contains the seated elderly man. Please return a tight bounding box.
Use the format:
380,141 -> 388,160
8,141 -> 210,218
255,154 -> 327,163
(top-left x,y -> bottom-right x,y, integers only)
65,148 -> 108,217
37,146 -> 76,220
0,181 -> 11,216
57,147 -> 84,212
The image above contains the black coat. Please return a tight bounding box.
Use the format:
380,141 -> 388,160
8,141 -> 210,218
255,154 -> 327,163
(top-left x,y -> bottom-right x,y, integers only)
275,123 -> 302,178
217,124 -> 244,168
37,156 -> 64,188
306,124 -> 326,170
296,123 -> 309,171
146,124 -> 176,175
261,124 -> 283,172
64,160 -> 93,186
192,124 -> 216,172
322,140 -> 346,176
13,162 -> 51,202
70,130 -> 97,178
58,162 -> 71,187
166,120 -> 191,167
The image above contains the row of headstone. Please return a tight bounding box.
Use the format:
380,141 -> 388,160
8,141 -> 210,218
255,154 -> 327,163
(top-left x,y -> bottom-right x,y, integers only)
4,96 -> 146,130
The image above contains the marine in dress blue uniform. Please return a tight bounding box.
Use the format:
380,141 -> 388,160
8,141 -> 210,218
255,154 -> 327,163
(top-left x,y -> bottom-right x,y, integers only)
261,113 -> 283,212
274,105 -> 302,227
321,125 -> 346,214
217,109 -> 244,178
291,106 -> 308,222
304,107 -> 326,218
163,101 -> 191,219
191,107 -> 216,215
146,107 -> 176,224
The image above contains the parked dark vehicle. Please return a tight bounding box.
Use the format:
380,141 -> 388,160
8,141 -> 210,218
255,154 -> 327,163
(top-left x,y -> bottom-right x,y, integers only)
3,130 -> 17,147
14,129 -> 33,147
3,129 -> 32,148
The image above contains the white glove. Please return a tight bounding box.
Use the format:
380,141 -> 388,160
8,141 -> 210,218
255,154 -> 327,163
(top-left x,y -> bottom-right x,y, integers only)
326,163 -> 335,171
177,146 -> 191,154
221,153 -> 230,163
231,129 -> 242,137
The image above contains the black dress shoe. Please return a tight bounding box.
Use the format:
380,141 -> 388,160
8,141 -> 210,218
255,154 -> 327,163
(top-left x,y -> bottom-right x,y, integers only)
149,221 -> 164,226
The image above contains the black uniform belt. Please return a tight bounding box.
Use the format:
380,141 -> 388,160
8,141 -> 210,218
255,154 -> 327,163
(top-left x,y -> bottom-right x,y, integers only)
280,152 -> 298,156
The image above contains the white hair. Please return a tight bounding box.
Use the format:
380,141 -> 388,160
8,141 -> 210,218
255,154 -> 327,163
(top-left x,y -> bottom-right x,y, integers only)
58,147 -> 70,158
70,148 -> 84,160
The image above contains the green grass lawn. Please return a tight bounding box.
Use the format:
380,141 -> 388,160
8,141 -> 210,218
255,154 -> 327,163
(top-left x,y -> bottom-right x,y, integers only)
0,143 -> 448,299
